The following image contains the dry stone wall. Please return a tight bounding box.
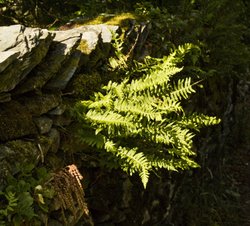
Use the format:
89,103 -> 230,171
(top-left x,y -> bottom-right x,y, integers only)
0,24 -> 118,184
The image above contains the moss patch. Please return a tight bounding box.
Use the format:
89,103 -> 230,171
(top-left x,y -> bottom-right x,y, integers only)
0,101 -> 37,141
77,12 -> 140,28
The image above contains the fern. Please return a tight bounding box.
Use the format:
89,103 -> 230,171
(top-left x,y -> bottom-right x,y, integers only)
170,77 -> 196,100
104,140 -> 151,188
0,191 -> 18,218
74,43 -> 220,188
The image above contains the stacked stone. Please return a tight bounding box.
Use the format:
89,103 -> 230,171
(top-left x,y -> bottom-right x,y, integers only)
0,24 -> 117,184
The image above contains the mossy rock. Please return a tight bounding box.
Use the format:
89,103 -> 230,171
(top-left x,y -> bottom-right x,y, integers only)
66,72 -> 102,99
18,93 -> 61,116
0,101 -> 37,141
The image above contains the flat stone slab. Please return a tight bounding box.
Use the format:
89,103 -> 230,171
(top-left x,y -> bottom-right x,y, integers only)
0,51 -> 20,73
0,25 -> 54,93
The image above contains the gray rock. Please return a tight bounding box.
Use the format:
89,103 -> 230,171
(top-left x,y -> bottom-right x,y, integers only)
19,93 -> 61,116
79,24 -> 118,43
48,104 -> 66,115
14,24 -> 118,93
76,27 -> 100,55
0,51 -> 20,73
50,115 -> 72,127
36,129 -> 60,157
0,25 -> 54,93
15,30 -> 82,94
45,50 -> 82,90
75,25 -> 118,60
46,128 -> 60,153
0,101 -> 37,141
76,25 -> 118,68
33,116 -> 53,134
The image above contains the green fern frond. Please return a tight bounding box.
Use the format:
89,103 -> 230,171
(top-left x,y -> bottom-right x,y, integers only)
151,157 -> 178,171
152,156 -> 199,171
75,42 -> 220,188
88,92 -> 113,110
104,140 -> 151,188
118,147 -> 151,188
170,77 -> 196,100
114,99 -> 162,121
155,96 -> 183,114
86,110 -> 136,133
129,66 -> 182,94
0,191 -> 18,217
180,113 -> 221,130
78,129 -> 105,149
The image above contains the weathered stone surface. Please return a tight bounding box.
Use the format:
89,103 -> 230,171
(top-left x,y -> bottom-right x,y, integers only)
35,130 -> 60,160
19,93 -> 61,116
45,25 -> 117,90
45,50 -> 82,90
0,101 -> 37,141
33,116 -> 53,134
48,104 -> 66,115
0,51 -> 20,73
15,30 -> 82,94
0,25 -> 54,93
76,27 -> 99,55
50,115 -> 72,127
0,23 -> 135,226
88,25 -> 118,43
46,128 -> 60,153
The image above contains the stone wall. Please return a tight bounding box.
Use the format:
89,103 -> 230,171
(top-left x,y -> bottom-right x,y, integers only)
0,24 -> 117,180
0,24 -> 121,225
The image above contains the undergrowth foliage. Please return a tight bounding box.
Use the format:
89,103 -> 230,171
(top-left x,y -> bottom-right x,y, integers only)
74,44 -> 220,188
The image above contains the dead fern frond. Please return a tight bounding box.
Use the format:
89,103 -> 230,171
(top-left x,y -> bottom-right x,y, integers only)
52,164 -> 93,225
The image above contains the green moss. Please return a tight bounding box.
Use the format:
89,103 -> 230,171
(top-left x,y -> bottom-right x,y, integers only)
5,140 -> 39,164
77,40 -> 92,55
68,72 -> 102,99
78,12 -> 140,28
0,101 -> 37,142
